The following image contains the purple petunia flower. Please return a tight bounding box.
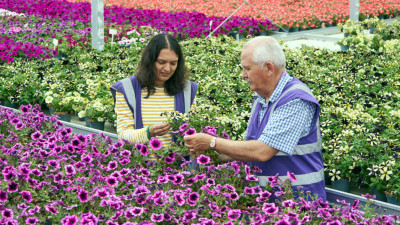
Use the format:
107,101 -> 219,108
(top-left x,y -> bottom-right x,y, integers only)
20,105 -> 30,113
275,218 -> 291,225
45,205 -> 59,214
246,174 -> 260,182
61,214 -> 79,225
78,189 -> 89,202
97,189 -> 108,198
196,154 -> 210,164
361,193 -> 376,200
108,161 -> 118,170
229,192 -> 239,201
8,181 -> 18,193
133,185 -> 150,196
106,176 -> 118,187
31,131 -> 42,140
2,208 -> 13,219
179,123 -> 189,133
262,203 -> 278,214
227,209 -> 241,221
48,160 -> 59,167
244,187 -> 255,195
0,190 -> 8,202
187,191 -> 200,206
222,131 -> 230,139
184,128 -> 197,136
64,164 -> 76,177
287,171 -> 297,182
25,217 -> 39,225
131,206 -> 144,216
164,156 -> 174,164
150,213 -> 164,222
174,192 -> 185,206
135,143 -> 149,156
163,212 -> 172,221
20,190 -> 33,203
149,137 -> 162,150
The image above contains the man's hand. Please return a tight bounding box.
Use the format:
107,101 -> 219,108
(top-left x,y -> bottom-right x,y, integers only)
149,123 -> 171,137
184,133 -> 213,152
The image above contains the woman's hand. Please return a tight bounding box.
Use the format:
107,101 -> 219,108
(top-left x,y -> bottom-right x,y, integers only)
149,123 -> 171,137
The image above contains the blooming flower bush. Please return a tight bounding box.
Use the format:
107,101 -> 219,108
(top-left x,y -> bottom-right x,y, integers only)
1,105 -> 400,224
0,0 -> 274,42
67,0 -> 400,29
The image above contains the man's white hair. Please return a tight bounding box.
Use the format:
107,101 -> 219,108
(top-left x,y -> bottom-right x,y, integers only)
243,36 -> 286,69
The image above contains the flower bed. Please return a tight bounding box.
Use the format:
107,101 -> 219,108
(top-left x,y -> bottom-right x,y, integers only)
0,0 -> 274,40
1,32 -> 400,201
67,0 -> 400,29
1,105 -> 399,224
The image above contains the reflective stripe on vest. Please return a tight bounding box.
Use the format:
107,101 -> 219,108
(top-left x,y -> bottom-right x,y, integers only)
268,83 -> 322,156
252,83 -> 324,186
120,77 -> 138,128
258,168 -> 324,187
182,80 -> 192,114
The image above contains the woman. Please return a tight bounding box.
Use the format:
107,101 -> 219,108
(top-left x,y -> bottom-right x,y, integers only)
110,33 -> 197,160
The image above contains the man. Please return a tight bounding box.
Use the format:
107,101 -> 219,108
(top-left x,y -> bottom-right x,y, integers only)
184,36 -> 326,201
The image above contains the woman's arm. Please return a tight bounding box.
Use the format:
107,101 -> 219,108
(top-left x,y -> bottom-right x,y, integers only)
115,91 -> 149,143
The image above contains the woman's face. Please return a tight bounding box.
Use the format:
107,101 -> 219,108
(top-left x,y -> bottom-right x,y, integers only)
154,48 -> 178,87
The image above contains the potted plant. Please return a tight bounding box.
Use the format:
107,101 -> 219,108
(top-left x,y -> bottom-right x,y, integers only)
363,17 -> 383,34
338,20 -> 364,37
84,98 -> 113,130
44,91 -> 75,122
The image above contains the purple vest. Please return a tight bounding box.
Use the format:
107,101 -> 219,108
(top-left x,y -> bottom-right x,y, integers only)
110,76 -> 197,129
246,76 -> 326,201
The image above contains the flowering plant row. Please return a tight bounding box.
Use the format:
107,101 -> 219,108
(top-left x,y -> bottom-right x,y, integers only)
67,0 -> 400,30
0,0 -> 274,40
337,18 -> 400,53
1,29 -> 400,199
1,105 -> 399,224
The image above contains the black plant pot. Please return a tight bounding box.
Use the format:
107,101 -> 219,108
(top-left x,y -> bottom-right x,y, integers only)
53,54 -> 68,60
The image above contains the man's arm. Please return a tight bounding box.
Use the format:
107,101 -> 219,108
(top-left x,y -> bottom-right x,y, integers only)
184,133 -> 279,162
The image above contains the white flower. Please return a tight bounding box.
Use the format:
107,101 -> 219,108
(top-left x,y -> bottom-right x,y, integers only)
97,117 -> 105,122
78,111 -> 86,118
45,96 -> 54,104
86,79 -> 94,85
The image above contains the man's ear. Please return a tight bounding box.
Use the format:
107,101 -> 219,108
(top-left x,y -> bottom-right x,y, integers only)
263,62 -> 274,76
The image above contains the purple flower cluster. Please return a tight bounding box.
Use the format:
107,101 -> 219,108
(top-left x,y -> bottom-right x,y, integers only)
0,0 -> 275,39
0,35 -> 56,63
0,105 -> 399,224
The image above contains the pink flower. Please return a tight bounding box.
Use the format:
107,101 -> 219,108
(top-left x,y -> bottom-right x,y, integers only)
287,171 -> 297,182
149,137 -> 162,150
196,154 -> 210,164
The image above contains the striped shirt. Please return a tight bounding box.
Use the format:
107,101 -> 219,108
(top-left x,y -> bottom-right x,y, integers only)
115,87 -> 175,151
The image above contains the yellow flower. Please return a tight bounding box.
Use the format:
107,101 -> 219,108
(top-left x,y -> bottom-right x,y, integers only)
329,169 -> 341,181
379,167 -> 392,181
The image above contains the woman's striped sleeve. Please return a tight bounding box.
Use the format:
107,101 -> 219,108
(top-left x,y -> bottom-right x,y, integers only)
114,91 -> 149,144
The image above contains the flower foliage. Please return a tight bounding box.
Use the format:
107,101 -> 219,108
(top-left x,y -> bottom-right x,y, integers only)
0,105 -> 399,224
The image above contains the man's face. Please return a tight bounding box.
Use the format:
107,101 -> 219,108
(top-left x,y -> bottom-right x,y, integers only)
241,48 -> 266,95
